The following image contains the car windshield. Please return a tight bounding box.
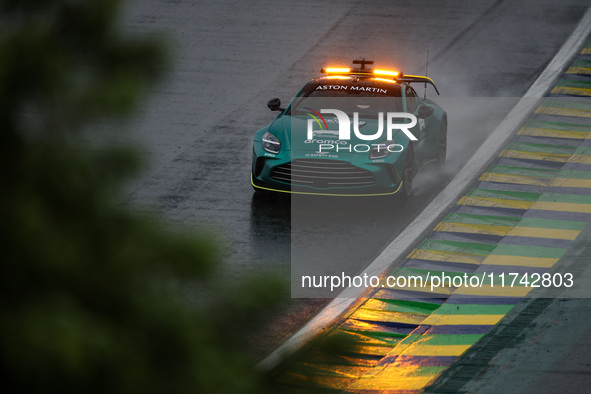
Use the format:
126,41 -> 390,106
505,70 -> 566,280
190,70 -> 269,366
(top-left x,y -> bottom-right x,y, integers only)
288,79 -> 403,117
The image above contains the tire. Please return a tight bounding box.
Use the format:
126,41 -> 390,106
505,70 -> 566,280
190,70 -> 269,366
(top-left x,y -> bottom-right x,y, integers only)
435,119 -> 447,169
399,145 -> 414,200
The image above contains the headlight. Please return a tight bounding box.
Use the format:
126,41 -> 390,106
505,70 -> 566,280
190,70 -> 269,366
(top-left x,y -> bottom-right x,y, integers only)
369,140 -> 403,160
262,132 -> 281,154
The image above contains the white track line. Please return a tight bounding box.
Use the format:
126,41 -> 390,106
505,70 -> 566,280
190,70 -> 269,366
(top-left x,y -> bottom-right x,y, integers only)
258,5 -> 591,371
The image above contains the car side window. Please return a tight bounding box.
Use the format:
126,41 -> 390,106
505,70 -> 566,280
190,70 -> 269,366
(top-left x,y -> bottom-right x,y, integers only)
405,85 -> 418,113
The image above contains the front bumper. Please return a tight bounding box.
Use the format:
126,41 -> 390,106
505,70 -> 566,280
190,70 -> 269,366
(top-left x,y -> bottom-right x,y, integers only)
251,153 -> 405,196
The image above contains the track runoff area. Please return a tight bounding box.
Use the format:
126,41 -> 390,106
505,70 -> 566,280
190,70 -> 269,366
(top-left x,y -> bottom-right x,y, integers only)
261,8 -> 591,393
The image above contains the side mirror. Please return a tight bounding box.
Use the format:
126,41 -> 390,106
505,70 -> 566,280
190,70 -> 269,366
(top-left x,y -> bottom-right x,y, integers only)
267,98 -> 284,112
417,106 -> 434,119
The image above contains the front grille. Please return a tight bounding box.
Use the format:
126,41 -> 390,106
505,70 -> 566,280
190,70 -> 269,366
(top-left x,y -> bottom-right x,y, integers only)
270,159 -> 375,188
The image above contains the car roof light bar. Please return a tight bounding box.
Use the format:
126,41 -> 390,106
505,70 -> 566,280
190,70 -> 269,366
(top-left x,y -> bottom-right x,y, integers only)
321,67 -> 403,79
319,60 -> 441,95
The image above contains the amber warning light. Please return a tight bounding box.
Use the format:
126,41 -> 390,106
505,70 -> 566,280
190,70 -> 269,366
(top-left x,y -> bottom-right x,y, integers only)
373,69 -> 400,77
322,67 -> 352,73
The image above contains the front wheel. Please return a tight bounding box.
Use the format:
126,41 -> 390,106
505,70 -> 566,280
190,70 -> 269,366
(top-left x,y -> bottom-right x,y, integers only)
399,146 -> 414,201
435,119 -> 447,169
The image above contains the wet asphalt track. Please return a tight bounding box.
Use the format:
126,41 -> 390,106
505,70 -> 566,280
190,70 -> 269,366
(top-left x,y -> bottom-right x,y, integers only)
119,0 -> 591,359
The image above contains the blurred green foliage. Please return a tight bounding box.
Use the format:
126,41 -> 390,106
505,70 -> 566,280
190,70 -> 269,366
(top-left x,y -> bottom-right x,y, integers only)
0,0 -> 286,392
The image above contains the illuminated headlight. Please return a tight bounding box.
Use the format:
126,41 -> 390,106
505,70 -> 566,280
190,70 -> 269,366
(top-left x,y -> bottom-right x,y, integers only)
262,132 -> 281,154
369,140 -> 402,160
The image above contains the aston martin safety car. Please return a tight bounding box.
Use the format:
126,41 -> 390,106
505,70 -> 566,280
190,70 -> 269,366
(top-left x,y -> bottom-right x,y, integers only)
251,59 -> 447,197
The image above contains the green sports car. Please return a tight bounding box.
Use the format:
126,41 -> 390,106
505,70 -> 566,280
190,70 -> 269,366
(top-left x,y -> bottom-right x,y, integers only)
251,59 -> 447,197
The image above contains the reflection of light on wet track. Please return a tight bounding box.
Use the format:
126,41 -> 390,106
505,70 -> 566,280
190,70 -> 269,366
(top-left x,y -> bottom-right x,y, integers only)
274,37 -> 591,393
